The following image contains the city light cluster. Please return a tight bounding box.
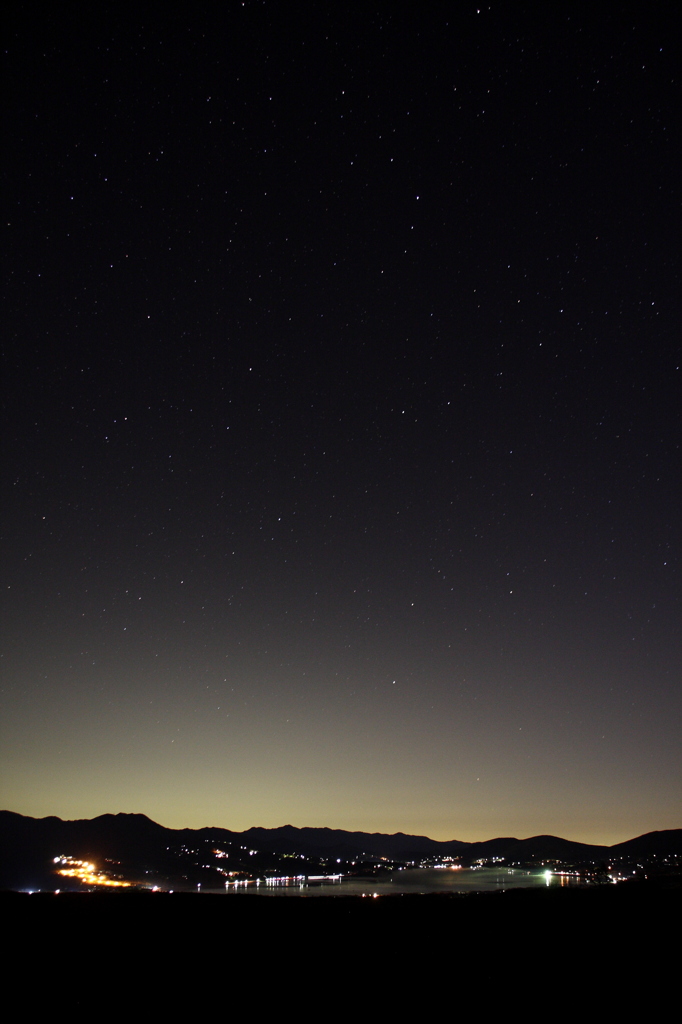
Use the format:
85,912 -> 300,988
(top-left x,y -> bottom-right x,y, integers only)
53,856 -> 131,888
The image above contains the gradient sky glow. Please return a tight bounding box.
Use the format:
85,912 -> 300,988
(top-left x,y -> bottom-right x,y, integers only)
2,4 -> 680,845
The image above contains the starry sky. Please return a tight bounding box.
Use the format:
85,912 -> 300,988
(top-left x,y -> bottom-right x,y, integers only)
2,3 -> 680,844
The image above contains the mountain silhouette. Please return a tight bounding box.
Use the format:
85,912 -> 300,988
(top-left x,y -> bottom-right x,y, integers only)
1,810 -> 680,890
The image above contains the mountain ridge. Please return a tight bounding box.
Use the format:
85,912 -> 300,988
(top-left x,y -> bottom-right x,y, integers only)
3,808 -> 680,849
2,810 -> 680,890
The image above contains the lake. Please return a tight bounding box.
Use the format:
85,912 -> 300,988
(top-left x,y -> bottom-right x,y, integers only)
213,866 -> 558,897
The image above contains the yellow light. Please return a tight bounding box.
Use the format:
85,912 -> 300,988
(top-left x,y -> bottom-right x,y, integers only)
56,860 -> 132,888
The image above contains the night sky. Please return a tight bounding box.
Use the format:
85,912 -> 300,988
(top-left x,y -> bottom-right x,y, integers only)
2,4 -> 680,844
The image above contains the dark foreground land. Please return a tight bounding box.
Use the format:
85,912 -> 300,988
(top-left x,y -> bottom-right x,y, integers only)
5,876 -> 680,1012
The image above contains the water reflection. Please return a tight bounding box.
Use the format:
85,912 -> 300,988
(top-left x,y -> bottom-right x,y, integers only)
214,867 -> 558,897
